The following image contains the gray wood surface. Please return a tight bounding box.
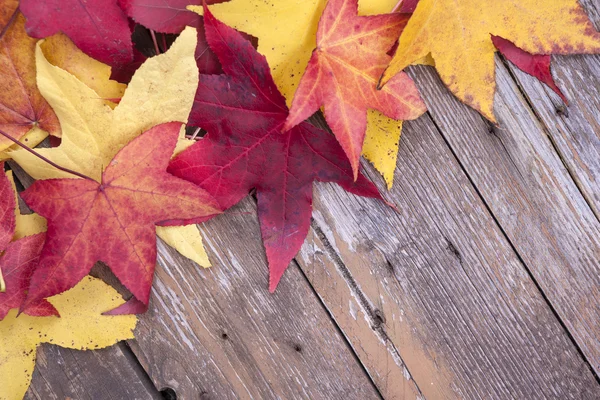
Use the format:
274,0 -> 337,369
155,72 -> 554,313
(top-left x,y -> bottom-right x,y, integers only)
299,114 -> 599,399
128,198 -> 382,400
25,344 -> 162,400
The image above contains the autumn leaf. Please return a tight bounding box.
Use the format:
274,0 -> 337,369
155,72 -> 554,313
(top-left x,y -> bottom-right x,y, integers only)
0,2 -> 59,152
20,0 -> 133,70
189,0 -> 407,188
21,123 -> 221,314
168,6 -> 385,292
0,276 -> 137,400
10,27 -> 211,268
284,0 -> 425,180
40,33 -> 127,105
380,0 -> 600,121
119,0 -> 226,75
6,171 -> 47,241
0,165 -> 53,320
492,36 -> 567,103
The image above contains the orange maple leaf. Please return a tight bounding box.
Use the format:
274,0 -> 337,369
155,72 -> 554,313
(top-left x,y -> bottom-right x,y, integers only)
0,1 -> 59,150
20,122 -> 221,314
283,0 -> 426,179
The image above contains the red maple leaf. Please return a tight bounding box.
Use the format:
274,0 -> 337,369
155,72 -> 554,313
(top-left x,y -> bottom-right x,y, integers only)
119,0 -> 228,75
491,35 -> 567,103
0,164 -> 55,320
20,0 -> 133,70
21,123 -> 221,314
168,5 -> 387,292
284,0 -> 426,179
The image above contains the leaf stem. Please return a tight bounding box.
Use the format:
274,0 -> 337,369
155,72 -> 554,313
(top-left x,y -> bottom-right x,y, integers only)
150,30 -> 161,55
391,0 -> 404,12
0,267 -> 5,293
0,129 -> 95,181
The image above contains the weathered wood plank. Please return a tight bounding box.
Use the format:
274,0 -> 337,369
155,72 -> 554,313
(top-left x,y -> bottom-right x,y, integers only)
296,113 -> 600,399
24,344 -> 162,400
500,0 -> 600,218
405,55 -> 600,376
128,197 -> 382,400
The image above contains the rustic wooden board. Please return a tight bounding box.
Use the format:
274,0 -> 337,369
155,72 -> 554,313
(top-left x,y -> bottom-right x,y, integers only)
405,57 -> 600,377
127,197 -> 382,400
297,114 -> 599,399
24,344 -> 162,399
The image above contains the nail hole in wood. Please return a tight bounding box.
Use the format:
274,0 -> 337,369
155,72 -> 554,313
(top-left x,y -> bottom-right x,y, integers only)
221,332 -> 228,340
161,387 -> 177,400
293,344 -> 302,353
373,309 -> 386,326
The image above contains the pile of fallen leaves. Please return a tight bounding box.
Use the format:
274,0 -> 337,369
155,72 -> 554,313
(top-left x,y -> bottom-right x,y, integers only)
1,0 -> 599,397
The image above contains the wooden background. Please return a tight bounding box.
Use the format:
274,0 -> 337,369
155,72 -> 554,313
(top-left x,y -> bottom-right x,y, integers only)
18,0 -> 600,399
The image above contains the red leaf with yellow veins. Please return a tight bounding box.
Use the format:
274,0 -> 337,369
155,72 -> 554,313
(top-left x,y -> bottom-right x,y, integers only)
0,164 -> 55,320
284,0 -> 426,179
0,3 -> 60,150
21,123 -> 221,313
168,5 -> 386,292
492,35 -> 567,103
20,0 -> 133,70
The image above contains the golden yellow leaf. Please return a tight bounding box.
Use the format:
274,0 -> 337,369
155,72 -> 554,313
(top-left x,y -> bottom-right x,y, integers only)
9,27 -> 209,267
40,33 -> 126,108
381,0 -> 600,121
5,170 -> 47,240
0,127 -> 48,162
190,0 -> 404,188
157,225 -> 211,267
0,276 -> 137,400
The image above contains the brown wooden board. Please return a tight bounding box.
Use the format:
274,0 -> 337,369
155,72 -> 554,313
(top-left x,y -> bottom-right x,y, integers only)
298,114 -> 599,399
128,198 -> 382,400
24,344 -> 162,399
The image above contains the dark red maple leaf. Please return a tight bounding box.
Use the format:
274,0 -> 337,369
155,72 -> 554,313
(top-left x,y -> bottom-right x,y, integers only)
167,5 -> 386,292
20,0 -> 133,70
0,164 -> 55,320
492,35 -> 567,103
119,0 -> 226,74
21,123 -> 221,314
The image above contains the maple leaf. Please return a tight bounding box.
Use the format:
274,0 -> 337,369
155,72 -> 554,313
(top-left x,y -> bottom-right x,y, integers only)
491,36 -> 567,103
284,0 -> 425,179
188,0 -> 408,188
0,165 -> 53,320
40,33 -> 127,106
19,0 -> 133,70
119,0 -> 226,75
0,2 -> 59,152
168,5 -> 385,291
380,0 -> 600,121
21,123 -> 221,313
10,27 -> 211,269
0,276 -> 137,399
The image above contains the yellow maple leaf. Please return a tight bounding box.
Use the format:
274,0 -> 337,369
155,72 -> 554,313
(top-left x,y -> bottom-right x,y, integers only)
40,33 -> 126,107
190,0 -> 403,188
381,0 -> 600,121
10,27 -> 211,268
5,171 -> 47,240
0,276 -> 137,400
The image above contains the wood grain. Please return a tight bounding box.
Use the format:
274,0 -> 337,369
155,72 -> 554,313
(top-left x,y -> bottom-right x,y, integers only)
24,343 -> 162,399
405,56 -> 600,376
297,113 -> 599,399
128,197 -> 382,400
